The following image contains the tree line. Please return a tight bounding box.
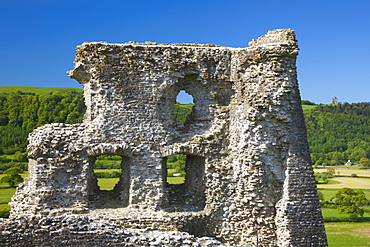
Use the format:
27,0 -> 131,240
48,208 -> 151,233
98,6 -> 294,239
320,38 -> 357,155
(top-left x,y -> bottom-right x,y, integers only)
0,90 -> 85,154
304,103 -> 370,166
0,90 -> 369,167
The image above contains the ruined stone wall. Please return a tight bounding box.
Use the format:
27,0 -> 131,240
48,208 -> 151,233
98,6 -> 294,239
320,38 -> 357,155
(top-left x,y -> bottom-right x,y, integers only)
0,215 -> 224,247
8,29 -> 327,246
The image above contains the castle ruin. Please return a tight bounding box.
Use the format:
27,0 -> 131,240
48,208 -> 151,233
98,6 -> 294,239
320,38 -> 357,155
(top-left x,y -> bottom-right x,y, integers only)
5,29 -> 327,246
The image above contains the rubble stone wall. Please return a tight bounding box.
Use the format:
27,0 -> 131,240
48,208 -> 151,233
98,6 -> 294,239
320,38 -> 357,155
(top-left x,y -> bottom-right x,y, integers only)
0,215 -> 224,247
8,29 -> 327,246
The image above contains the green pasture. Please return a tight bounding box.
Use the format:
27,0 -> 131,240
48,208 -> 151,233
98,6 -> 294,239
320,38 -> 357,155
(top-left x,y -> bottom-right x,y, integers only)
301,104 -> 317,111
335,168 -> 370,177
94,169 -> 121,173
0,187 -> 15,204
319,188 -> 370,200
0,172 -> 27,213
316,169 -> 370,245
322,207 -> 370,220
314,167 -> 370,178
317,177 -> 370,189
167,176 -> 185,184
325,222 -> 370,246
0,86 -> 82,95
0,187 -> 15,213
97,178 -> 119,190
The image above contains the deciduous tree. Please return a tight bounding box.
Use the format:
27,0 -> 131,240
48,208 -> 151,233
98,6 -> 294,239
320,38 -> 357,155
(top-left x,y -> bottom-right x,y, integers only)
0,169 -> 23,187
332,187 -> 368,220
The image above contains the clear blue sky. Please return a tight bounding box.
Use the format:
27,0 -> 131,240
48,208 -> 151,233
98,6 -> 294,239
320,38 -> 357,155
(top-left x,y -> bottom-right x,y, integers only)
1,0 -> 369,104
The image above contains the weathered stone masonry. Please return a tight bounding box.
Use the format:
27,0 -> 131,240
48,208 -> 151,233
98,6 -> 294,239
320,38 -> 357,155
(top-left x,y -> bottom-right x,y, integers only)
7,29 -> 327,246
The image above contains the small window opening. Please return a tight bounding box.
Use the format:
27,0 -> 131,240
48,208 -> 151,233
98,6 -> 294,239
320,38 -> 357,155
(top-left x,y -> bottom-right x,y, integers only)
166,154 -> 186,184
177,90 -> 194,104
93,154 -> 122,190
173,90 -> 194,126
162,153 -> 205,211
89,154 -> 130,208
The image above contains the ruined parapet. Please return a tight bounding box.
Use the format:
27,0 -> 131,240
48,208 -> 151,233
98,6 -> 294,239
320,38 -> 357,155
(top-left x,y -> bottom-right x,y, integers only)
9,29 -> 327,246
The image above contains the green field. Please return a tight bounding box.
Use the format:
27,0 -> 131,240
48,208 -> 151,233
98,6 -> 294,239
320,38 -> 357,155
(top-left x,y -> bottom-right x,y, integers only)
319,188 -> 370,200
301,104 -> 317,111
335,168 -> 370,177
0,172 -> 27,213
97,178 -> 119,190
0,187 -> 15,209
322,207 -> 370,220
325,222 -> 370,246
315,167 -> 370,178
166,176 -> 185,184
315,167 -> 370,245
0,86 -> 82,94
94,169 -> 121,173
315,167 -> 370,190
318,177 -> 370,189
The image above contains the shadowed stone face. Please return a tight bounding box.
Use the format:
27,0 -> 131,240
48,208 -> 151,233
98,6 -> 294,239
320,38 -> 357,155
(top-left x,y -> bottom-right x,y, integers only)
8,29 -> 327,246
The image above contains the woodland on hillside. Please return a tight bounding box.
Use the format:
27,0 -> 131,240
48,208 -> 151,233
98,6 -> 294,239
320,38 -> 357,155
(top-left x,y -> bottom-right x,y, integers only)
0,90 -> 369,170
0,91 -> 84,155
304,103 -> 370,166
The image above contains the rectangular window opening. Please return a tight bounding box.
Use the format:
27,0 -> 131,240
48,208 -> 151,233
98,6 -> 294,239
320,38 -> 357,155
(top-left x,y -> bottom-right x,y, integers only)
163,153 -> 205,212
88,154 -> 130,209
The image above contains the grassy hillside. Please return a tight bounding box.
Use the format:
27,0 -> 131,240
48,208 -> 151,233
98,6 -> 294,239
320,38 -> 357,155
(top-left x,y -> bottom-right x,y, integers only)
303,103 -> 370,166
301,104 -> 317,111
0,86 -> 82,95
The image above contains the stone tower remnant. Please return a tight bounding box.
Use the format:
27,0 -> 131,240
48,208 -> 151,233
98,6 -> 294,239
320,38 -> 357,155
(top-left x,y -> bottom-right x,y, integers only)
9,29 -> 327,246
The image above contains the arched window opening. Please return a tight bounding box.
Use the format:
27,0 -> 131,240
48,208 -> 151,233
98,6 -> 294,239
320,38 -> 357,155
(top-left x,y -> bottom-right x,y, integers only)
177,90 -> 194,104
89,154 -> 130,208
173,90 -> 194,126
162,153 -> 205,212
